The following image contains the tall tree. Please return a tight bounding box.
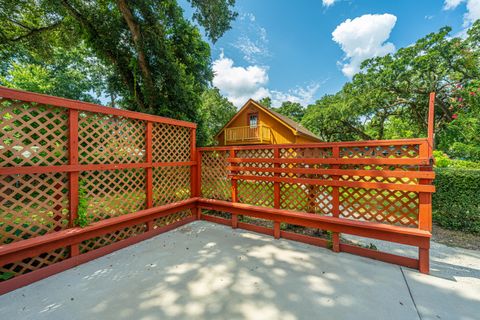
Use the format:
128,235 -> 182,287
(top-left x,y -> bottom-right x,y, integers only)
273,101 -> 305,123
0,0 -> 237,141
198,87 -> 236,146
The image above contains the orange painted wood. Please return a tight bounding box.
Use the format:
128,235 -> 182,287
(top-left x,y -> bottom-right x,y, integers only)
339,244 -> 419,270
146,122 -> 153,208
230,150 -> 239,229
198,138 -> 428,151
68,109 -> 79,228
0,161 -> 196,175
197,198 -> 431,248
0,86 -> 196,128
201,213 -> 231,226
237,222 -> 274,236
419,248 -> 430,274
229,174 -> 435,193
0,198 -> 198,265
190,128 -> 199,219
428,92 -> 435,157
0,216 -> 194,295
331,146 -> 340,252
280,231 -> 329,248
273,148 -> 281,209
228,157 -> 431,166
226,166 -> 435,179
273,222 -> 281,239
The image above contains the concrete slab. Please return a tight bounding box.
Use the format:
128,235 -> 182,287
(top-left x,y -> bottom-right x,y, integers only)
0,221 -> 478,320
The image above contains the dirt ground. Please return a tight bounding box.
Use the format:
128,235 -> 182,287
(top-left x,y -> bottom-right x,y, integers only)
431,223 -> 480,250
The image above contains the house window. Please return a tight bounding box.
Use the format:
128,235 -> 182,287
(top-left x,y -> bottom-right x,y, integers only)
249,113 -> 258,128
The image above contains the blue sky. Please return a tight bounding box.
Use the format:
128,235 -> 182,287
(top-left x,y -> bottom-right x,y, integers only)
181,0 -> 479,107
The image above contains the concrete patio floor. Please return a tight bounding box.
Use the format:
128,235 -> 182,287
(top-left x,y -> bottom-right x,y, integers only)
0,221 -> 478,320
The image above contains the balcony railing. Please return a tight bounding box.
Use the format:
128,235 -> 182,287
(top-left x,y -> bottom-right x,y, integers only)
224,125 -> 272,145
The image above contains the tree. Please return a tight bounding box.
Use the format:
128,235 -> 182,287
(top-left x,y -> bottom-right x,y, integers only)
303,21 -> 480,151
273,101 -> 305,123
258,97 -> 272,107
198,87 -> 236,146
0,0 -> 237,135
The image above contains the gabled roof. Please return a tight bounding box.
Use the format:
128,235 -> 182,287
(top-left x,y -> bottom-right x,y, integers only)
215,99 -> 321,141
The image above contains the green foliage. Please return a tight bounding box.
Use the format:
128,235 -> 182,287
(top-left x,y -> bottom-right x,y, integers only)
75,180 -> 92,228
258,97 -> 272,107
302,21 -> 480,149
433,168 -> 480,234
273,101 -> 305,123
0,0 -> 237,140
433,150 -> 480,169
198,87 -> 236,146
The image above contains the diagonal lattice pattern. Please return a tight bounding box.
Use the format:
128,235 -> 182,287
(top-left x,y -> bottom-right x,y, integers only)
154,210 -> 192,228
340,144 -> 419,159
80,224 -> 147,253
0,99 -> 68,167
280,183 -> 332,215
237,180 -> 274,207
339,187 -> 419,226
78,112 -> 146,164
236,149 -> 274,177
81,169 -> 146,221
201,151 -> 231,200
152,166 -> 190,206
0,247 -> 69,281
152,123 -> 190,162
0,173 -> 69,244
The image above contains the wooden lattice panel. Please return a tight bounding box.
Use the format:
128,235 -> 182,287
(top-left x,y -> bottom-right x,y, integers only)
80,224 -> 146,253
201,151 -> 231,200
340,144 -> 419,158
237,180 -> 274,207
80,169 -> 146,221
0,173 -> 69,244
280,147 -> 332,159
236,149 -> 274,177
78,112 -> 146,164
152,166 -> 190,206
280,183 -> 332,215
154,210 -> 192,228
339,187 -> 419,226
0,247 -> 69,282
152,123 -> 190,162
0,99 -> 68,167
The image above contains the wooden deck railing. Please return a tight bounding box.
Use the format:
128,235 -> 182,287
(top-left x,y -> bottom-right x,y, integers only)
224,125 -> 272,144
0,88 -> 436,295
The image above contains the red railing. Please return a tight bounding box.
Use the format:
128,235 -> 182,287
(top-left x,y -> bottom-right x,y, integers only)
0,88 -> 435,295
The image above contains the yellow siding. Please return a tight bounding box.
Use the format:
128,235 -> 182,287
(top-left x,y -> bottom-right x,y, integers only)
216,101 -> 320,146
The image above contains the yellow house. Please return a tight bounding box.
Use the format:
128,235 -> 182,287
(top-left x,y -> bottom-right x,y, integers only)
215,99 -> 322,146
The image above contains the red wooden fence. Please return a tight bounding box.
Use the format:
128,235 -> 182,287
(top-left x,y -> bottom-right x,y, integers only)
0,87 -> 435,295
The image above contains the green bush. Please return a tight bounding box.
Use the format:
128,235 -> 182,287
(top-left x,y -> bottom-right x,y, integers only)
433,150 -> 480,169
433,167 -> 480,234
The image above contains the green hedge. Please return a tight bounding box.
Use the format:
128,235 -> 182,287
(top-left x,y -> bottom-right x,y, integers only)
433,168 -> 480,234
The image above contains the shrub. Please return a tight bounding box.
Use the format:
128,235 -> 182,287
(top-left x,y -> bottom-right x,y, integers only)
432,167 -> 480,234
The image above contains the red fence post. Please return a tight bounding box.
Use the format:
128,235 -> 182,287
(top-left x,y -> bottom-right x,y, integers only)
68,109 -> 80,257
195,150 -> 202,219
331,146 -> 341,252
273,148 -> 281,239
190,128 -> 199,219
145,122 -> 154,231
230,149 -> 238,228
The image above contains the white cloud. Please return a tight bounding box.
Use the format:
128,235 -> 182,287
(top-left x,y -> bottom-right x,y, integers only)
233,13 -> 270,63
270,83 -> 321,108
212,53 -> 321,108
212,52 -> 269,107
444,0 -> 464,9
443,0 -> 480,27
322,0 -> 338,7
332,14 -> 397,78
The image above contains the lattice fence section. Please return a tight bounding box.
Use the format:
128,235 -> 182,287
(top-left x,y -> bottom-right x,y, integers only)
340,144 -> 419,159
0,247 -> 69,281
236,148 -> 274,177
237,180 -> 274,207
0,172 -> 69,244
152,166 -> 190,206
80,169 -> 146,221
201,150 -> 231,200
78,112 -> 146,164
0,99 -> 69,167
339,187 -> 419,226
280,183 -> 332,215
154,210 -> 192,228
80,224 -> 147,253
152,123 -> 191,162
